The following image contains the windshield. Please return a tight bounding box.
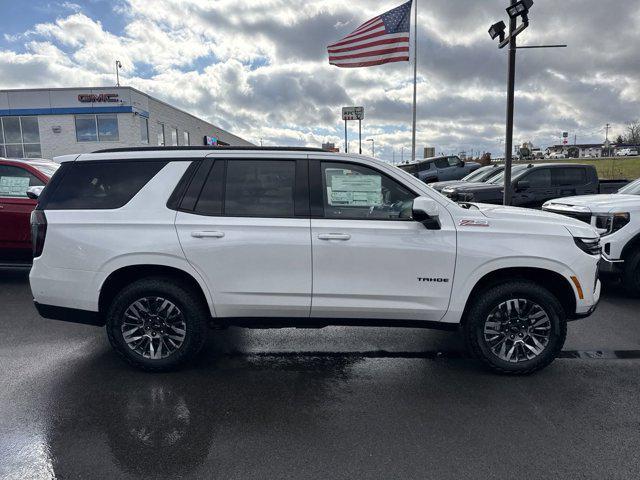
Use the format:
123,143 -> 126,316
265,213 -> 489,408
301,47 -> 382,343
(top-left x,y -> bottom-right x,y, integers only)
32,163 -> 60,178
618,178 -> 640,195
487,165 -> 528,184
462,166 -> 492,182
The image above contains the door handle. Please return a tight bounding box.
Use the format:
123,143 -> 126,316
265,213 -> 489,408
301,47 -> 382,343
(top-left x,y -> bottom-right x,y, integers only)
191,231 -> 225,238
317,233 -> 351,241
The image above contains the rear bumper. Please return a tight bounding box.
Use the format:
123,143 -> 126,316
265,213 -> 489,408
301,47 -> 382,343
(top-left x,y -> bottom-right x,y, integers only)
34,302 -> 104,326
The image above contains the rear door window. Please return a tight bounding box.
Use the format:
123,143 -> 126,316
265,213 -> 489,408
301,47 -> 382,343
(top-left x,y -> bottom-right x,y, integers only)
43,161 -> 167,209
523,168 -> 551,187
224,160 -> 296,217
552,167 -> 587,186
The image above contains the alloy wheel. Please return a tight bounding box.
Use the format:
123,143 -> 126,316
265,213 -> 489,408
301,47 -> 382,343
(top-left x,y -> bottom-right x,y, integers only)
483,298 -> 552,363
121,296 -> 187,360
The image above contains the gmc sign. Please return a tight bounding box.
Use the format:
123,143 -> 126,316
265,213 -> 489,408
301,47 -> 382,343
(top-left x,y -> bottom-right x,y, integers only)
78,93 -> 119,103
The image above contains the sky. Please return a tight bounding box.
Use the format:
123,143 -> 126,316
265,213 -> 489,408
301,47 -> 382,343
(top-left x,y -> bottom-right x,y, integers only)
0,0 -> 638,162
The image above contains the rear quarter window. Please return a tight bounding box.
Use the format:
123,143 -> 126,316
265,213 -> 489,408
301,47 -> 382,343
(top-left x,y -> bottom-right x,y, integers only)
42,160 -> 167,210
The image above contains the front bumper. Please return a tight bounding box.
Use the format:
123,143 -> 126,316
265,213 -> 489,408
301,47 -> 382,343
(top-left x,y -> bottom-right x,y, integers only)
599,257 -> 624,274
570,279 -> 601,320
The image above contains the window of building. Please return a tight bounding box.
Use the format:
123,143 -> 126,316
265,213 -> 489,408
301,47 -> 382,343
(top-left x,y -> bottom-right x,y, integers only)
183,131 -> 190,146
140,117 -> 149,144
157,123 -> 165,146
0,116 -> 42,158
225,160 -> 296,217
171,127 -> 178,146
321,162 -> 415,220
0,164 -> 44,198
75,114 -> 119,142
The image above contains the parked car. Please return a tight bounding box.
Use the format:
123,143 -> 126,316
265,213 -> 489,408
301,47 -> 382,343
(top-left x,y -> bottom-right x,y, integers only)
543,177 -> 640,295
547,152 -> 567,159
30,146 -> 600,374
398,155 -> 481,183
616,148 -> 639,157
441,163 -> 628,209
430,164 -> 506,193
0,158 -> 59,265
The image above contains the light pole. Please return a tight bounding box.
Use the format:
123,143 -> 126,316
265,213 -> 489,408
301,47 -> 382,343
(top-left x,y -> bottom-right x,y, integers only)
489,0 -> 566,205
115,60 -> 123,87
367,138 -> 375,157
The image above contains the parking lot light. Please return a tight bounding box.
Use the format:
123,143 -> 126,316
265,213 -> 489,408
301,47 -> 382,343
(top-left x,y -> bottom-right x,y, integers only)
488,21 -> 507,42
506,0 -> 533,21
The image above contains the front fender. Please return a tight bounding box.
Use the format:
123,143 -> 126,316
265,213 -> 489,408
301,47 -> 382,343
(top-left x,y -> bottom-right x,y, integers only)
440,255 -> 580,324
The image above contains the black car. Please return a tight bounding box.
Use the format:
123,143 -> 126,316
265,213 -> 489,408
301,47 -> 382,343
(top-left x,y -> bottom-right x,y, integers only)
398,155 -> 481,183
430,164 -> 505,192
441,163 -> 627,208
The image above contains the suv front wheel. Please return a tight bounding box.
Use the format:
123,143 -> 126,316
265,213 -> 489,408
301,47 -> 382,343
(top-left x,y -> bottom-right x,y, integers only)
106,277 -> 208,371
463,280 -> 567,375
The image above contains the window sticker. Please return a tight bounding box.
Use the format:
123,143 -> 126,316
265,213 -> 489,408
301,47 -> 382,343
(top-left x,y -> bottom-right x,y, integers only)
327,172 -> 383,206
0,176 -> 30,197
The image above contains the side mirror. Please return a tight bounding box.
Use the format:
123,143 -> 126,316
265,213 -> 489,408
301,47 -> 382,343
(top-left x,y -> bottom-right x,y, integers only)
412,196 -> 441,230
458,160 -> 465,167
515,180 -> 530,192
26,186 -> 44,200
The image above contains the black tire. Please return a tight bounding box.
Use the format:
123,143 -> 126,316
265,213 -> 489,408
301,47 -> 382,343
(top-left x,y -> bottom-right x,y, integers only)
462,280 -> 567,375
622,249 -> 640,297
106,277 -> 208,372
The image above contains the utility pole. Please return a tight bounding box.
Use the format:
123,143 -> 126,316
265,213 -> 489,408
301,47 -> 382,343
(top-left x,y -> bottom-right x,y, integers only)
115,60 -> 122,87
605,123 -> 610,141
503,0 -> 517,206
344,120 -> 348,153
489,0 -> 566,204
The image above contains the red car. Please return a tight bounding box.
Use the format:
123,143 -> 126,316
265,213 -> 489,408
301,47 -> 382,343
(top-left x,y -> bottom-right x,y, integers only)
0,158 -> 59,265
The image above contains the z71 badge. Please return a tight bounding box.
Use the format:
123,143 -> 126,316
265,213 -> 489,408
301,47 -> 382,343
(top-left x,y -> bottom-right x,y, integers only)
459,219 -> 490,227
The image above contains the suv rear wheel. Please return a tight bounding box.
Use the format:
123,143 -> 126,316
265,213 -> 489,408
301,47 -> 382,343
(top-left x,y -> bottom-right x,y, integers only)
463,280 -> 567,375
106,277 -> 208,371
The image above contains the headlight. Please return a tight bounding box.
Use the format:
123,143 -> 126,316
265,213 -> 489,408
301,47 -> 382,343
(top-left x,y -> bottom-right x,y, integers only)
574,237 -> 601,256
594,212 -> 630,236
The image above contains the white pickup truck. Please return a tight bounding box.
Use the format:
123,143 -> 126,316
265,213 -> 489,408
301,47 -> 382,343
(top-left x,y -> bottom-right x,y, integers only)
543,177 -> 640,295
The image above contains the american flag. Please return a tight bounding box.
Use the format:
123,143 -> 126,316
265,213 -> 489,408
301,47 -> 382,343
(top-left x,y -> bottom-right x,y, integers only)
328,1 -> 412,68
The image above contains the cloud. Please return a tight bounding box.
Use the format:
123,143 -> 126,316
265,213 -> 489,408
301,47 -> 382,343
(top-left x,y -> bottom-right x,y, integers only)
0,0 -> 638,160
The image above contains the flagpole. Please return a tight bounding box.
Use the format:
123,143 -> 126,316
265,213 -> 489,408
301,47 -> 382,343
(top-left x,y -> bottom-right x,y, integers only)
410,0 -> 418,163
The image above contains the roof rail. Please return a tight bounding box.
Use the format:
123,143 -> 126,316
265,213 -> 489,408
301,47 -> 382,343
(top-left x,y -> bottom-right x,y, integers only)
92,146 -> 327,154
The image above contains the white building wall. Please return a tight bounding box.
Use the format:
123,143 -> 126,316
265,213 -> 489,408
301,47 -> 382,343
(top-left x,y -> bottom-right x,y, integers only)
38,113 -> 142,159
1,86 -> 252,160
147,97 -> 252,147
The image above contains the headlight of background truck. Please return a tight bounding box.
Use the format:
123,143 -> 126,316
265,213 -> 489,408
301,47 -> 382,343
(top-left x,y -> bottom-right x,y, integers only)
595,212 -> 630,236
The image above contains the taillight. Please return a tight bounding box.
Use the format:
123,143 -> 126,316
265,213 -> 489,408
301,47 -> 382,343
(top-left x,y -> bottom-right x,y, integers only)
30,210 -> 47,258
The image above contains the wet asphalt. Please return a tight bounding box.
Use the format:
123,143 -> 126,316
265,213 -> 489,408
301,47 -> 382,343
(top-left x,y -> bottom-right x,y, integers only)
1,268 -> 640,480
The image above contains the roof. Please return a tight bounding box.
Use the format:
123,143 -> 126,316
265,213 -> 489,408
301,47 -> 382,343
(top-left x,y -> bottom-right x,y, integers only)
0,157 -> 57,166
93,146 -> 327,154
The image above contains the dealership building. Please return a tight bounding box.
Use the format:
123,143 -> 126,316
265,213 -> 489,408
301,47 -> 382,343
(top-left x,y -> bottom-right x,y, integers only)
0,87 -> 252,159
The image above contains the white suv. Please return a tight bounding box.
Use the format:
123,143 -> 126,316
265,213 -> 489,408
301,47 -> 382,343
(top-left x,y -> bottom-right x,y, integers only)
30,147 -> 601,374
